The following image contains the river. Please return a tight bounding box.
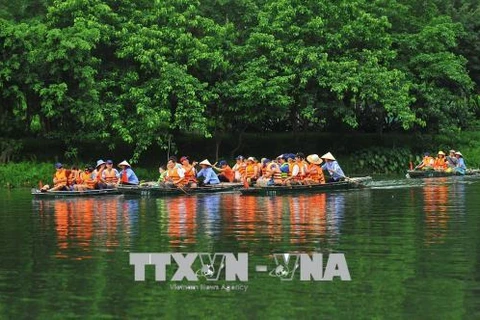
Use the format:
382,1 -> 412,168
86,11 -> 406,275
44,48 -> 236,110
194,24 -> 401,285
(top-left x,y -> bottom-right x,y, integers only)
1,177 -> 480,319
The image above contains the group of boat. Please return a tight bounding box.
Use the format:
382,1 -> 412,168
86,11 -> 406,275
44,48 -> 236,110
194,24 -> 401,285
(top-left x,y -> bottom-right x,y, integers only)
31,150 -> 479,198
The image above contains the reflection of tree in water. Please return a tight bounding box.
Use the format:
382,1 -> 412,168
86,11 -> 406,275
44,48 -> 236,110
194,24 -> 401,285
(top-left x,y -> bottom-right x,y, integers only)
423,180 -> 450,245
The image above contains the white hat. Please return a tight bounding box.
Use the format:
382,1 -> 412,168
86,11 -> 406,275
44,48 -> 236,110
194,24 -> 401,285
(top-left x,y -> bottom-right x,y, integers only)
438,151 -> 445,156
321,152 -> 336,161
455,151 -> 463,157
96,159 -> 106,168
118,160 -> 131,167
247,157 -> 255,161
199,159 -> 213,166
307,154 -> 323,165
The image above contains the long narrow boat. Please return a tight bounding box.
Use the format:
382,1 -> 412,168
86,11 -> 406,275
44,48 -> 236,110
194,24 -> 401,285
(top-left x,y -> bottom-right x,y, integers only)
239,176 -> 372,196
118,183 -> 242,197
31,188 -> 120,198
406,169 -> 480,179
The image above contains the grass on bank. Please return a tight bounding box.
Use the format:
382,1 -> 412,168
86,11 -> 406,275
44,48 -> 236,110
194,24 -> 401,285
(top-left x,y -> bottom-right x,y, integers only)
0,162 -> 159,188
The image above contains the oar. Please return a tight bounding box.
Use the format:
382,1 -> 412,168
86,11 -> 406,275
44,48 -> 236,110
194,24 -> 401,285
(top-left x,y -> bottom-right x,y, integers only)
329,169 -> 365,188
177,184 -> 191,196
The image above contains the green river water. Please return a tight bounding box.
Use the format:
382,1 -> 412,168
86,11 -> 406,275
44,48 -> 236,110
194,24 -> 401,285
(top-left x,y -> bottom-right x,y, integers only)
1,177 -> 480,319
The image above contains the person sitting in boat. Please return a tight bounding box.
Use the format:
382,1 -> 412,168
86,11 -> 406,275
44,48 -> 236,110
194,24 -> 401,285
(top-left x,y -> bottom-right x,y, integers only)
304,154 -> 325,185
196,159 -> 220,185
213,160 -> 234,182
244,157 -> 259,185
118,160 -> 139,185
157,165 -> 168,184
232,155 -> 246,182
254,157 -> 263,179
102,160 -> 120,188
42,162 -> 69,192
67,166 -> 80,191
321,152 -> 346,182
446,149 -> 458,168
256,159 -> 278,186
417,152 -> 434,170
283,153 -> 305,185
73,166 -> 96,191
433,151 -> 448,171
93,160 -> 108,189
454,151 -> 466,174
181,156 -> 198,187
277,154 -> 290,183
165,158 -> 186,188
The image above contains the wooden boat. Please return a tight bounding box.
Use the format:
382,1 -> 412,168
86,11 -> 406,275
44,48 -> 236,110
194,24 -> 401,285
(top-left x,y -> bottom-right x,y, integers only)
31,188 -> 120,198
239,176 -> 372,196
118,183 -> 242,197
406,169 -> 480,179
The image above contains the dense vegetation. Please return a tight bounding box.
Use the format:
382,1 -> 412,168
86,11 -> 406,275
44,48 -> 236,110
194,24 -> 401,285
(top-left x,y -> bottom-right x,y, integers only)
1,0 -> 479,162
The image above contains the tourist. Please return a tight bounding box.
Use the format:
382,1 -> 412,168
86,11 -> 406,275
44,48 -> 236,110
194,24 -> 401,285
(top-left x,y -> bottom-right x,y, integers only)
102,160 -> 120,188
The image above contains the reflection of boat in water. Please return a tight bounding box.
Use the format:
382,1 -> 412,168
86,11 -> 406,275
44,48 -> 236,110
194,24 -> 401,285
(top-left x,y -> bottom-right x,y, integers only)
33,196 -> 133,259
31,188 -> 120,198
422,180 -> 450,245
118,183 -> 241,197
239,177 -> 372,196
406,169 -> 480,179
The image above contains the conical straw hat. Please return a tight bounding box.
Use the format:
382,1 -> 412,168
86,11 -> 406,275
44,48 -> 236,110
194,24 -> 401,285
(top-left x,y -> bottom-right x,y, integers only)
199,159 -> 212,166
321,152 -> 336,161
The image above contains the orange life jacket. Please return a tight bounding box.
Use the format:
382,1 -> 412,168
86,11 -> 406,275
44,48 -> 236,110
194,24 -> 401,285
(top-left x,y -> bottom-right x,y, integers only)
433,157 -> 447,170
67,170 -> 80,185
306,163 -> 325,183
103,168 -> 118,183
81,172 -> 96,189
420,156 -> 434,168
53,169 -> 67,187
167,167 -> 186,186
183,164 -> 197,182
220,165 -> 234,182
235,162 -> 246,177
245,164 -> 256,179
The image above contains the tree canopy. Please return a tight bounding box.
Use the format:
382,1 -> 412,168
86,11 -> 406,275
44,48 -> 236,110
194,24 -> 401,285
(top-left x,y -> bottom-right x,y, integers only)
0,0 -> 478,160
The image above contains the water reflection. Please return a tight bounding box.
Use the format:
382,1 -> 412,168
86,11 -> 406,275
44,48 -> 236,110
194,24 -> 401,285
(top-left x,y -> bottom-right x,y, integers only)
33,196 -> 132,259
166,196 -> 197,248
421,178 -> 467,245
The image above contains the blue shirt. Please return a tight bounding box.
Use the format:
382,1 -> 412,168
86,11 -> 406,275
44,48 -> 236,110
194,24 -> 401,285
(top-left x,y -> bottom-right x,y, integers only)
456,158 -> 466,170
120,167 -> 139,185
197,167 -> 220,185
321,161 -> 345,181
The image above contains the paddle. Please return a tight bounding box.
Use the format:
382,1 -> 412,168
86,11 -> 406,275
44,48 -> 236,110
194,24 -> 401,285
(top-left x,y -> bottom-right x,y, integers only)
328,169 -> 365,188
176,183 -> 191,196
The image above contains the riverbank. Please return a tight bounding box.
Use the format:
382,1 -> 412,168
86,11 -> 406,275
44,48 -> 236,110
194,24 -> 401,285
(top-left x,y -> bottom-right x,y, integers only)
2,131 -> 479,188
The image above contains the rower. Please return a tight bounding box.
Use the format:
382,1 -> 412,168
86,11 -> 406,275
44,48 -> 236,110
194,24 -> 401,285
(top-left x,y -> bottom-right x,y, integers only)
118,160 -> 139,185
321,152 -> 345,183
454,151 -> 466,174
196,159 -> 220,185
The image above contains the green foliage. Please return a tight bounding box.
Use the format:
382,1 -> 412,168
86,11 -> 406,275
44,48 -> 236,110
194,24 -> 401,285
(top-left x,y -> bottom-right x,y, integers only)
353,147 -> 414,174
0,0 -> 479,160
0,162 -> 53,188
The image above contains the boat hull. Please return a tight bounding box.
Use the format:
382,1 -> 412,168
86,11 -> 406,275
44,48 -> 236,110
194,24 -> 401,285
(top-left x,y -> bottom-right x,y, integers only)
406,169 -> 480,179
239,176 -> 372,196
31,188 -> 120,198
118,183 -> 241,197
